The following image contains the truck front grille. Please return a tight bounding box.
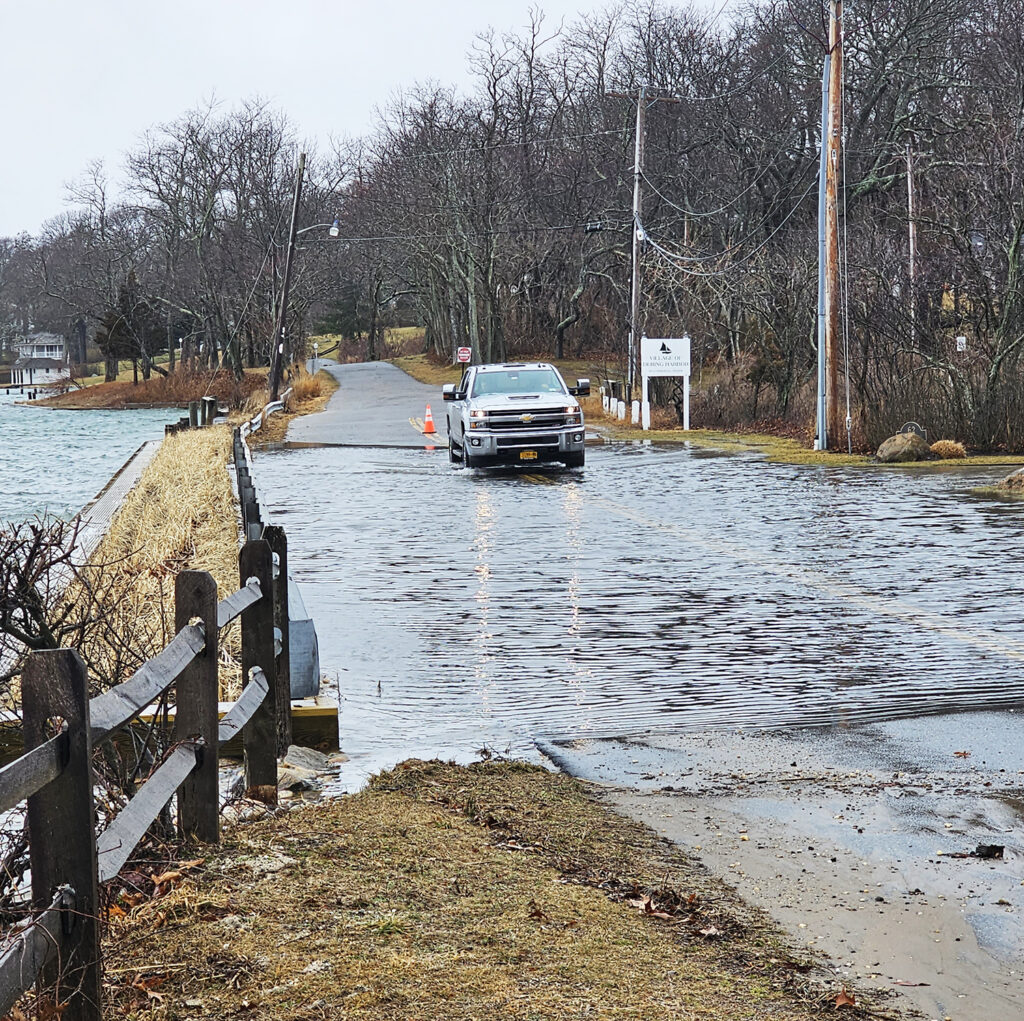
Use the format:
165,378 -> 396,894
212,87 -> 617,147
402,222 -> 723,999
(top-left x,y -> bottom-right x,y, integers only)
487,408 -> 570,430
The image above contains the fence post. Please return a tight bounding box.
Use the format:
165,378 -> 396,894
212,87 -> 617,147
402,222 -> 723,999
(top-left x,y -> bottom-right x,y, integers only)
23,650 -> 101,1021
263,525 -> 292,754
175,571 -> 220,843
240,539 -> 278,799
188,401 -> 200,429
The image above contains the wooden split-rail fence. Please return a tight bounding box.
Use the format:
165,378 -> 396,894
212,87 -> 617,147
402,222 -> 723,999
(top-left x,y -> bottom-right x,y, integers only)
0,421 -> 295,1021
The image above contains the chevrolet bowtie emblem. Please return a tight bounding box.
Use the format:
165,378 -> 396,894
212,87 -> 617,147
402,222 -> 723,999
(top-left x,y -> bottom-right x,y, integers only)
520,414 -> 534,423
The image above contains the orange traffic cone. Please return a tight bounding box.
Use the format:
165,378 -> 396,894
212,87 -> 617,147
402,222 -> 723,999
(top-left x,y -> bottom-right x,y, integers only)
423,404 -> 437,434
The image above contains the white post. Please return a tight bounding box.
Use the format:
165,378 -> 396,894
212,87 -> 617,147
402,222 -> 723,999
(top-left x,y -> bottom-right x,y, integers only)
682,374 -> 690,431
617,400 -> 626,420
641,374 -> 651,430
631,400 -> 640,424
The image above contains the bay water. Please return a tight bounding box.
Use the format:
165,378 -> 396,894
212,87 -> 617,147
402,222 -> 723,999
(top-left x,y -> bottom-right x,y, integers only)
0,390 -> 174,524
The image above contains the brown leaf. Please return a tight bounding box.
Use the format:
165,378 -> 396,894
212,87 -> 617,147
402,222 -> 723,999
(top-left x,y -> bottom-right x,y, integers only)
699,925 -> 722,938
528,900 -> 549,921
177,858 -> 205,870
835,988 -> 856,1008
953,750 -> 971,758
150,870 -> 182,887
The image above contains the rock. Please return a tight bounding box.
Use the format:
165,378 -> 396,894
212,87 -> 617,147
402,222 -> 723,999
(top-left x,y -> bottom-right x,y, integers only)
277,764 -> 319,791
997,468 -> 1024,490
283,745 -> 331,771
876,432 -> 936,462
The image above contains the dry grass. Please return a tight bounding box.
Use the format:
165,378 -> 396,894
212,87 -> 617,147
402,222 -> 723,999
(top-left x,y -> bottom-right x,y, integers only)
243,366 -> 340,447
35,369 -> 267,411
930,439 -> 967,459
102,761 -> 854,1020
68,427 -> 244,699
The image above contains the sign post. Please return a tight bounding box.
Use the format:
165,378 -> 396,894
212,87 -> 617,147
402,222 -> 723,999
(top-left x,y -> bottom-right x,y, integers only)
640,335 -> 692,430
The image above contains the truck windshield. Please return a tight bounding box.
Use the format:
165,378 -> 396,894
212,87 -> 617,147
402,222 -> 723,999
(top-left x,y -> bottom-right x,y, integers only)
471,368 -> 565,396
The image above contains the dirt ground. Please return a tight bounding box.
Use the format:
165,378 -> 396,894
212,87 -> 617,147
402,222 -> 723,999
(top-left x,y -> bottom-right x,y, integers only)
96,761 -> 888,1021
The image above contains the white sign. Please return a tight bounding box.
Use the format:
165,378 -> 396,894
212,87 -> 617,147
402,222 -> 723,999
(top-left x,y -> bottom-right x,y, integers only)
456,346 -> 472,363
640,335 -> 692,431
641,336 -> 691,376
956,336 -> 967,352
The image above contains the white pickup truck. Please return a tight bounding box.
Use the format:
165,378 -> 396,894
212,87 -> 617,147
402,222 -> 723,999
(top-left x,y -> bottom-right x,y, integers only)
442,362 -> 590,469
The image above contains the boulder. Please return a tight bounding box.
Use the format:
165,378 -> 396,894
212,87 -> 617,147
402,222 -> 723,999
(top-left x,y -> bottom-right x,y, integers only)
876,432 -> 936,462
998,468 -> 1024,490
283,745 -> 331,771
277,764 -> 319,791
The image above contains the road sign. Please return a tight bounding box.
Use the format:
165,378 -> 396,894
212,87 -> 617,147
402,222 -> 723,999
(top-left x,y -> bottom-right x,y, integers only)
641,336 -> 691,376
456,347 -> 472,363
640,335 -> 692,431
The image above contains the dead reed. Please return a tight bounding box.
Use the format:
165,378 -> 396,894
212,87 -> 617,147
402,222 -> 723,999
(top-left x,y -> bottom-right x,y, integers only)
68,427 -> 244,699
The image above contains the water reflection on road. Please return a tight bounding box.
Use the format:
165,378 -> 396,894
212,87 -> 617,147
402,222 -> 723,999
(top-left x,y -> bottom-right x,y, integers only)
255,441 -> 1024,781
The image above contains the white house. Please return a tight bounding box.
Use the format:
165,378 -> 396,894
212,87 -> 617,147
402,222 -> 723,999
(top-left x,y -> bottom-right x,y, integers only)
10,333 -> 67,387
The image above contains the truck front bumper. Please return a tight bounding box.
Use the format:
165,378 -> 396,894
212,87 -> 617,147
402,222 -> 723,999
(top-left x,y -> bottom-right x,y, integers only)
464,427 -> 585,464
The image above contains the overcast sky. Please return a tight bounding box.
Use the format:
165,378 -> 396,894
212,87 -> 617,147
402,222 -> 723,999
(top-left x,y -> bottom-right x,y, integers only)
0,0 -> 733,238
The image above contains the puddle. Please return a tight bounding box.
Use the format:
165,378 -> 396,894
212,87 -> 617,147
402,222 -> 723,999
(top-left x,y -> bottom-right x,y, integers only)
254,442 -> 1024,780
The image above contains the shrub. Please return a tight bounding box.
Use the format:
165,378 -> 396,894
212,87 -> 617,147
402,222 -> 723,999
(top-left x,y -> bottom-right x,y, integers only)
930,439 -> 967,459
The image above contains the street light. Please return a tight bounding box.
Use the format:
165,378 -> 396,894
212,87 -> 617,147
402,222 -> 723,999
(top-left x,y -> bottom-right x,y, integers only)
268,150 -> 340,400
296,218 -> 340,239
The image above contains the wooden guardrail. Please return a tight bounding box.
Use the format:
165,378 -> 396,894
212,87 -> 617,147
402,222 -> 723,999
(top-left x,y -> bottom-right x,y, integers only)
0,530 -> 293,1021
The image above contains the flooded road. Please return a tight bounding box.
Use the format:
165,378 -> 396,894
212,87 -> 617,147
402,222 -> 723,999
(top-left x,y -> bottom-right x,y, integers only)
255,360 -> 1024,1019
256,437 -> 1024,775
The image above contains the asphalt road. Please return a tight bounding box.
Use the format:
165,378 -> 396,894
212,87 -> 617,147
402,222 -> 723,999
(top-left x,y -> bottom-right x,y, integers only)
256,360 -> 1024,1020
293,361 -> 448,446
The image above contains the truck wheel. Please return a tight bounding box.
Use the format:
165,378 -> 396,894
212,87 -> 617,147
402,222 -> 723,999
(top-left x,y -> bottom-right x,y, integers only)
565,451 -> 585,469
464,451 -> 482,468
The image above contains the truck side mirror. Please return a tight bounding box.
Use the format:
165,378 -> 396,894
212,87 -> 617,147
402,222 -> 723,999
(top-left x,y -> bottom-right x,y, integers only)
442,384 -> 456,401
569,378 -> 591,397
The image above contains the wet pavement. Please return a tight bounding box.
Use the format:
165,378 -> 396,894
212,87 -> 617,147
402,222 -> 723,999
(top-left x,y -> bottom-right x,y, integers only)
255,361 -> 1024,1019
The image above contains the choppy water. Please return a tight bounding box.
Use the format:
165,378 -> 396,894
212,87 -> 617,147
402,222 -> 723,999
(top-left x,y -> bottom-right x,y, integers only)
0,390 -> 173,523
255,441 -> 1024,781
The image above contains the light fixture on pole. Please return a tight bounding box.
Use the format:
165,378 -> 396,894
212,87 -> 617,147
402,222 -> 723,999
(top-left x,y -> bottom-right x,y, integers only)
268,156 -> 341,400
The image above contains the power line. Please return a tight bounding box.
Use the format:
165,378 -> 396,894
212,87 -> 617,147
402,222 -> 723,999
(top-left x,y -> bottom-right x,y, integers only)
638,159 -> 818,264
318,219 -> 629,244
376,128 -> 626,164
641,172 -> 818,277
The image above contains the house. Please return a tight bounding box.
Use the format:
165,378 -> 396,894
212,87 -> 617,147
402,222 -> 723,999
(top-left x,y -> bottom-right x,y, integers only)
10,333 -> 67,387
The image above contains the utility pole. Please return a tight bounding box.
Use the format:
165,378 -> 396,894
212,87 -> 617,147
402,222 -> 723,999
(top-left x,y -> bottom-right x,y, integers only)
906,139 -> 917,348
814,52 -> 830,451
823,0 -> 843,449
629,85 -> 646,399
607,86 -> 679,399
269,151 -> 305,402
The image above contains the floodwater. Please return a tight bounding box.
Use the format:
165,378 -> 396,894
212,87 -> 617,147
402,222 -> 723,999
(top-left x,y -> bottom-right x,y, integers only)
255,441 -> 1024,782
0,390 -> 173,523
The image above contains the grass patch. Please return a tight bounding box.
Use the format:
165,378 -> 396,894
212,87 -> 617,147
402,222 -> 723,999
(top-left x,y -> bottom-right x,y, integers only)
71,427 -> 244,698
103,761 -> 854,1019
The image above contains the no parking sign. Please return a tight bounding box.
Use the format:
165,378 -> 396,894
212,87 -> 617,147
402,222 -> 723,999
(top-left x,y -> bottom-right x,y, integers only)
456,347 -> 472,363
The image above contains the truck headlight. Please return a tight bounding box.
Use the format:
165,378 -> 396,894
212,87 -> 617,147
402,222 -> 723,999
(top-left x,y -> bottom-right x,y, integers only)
470,409 -> 487,419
